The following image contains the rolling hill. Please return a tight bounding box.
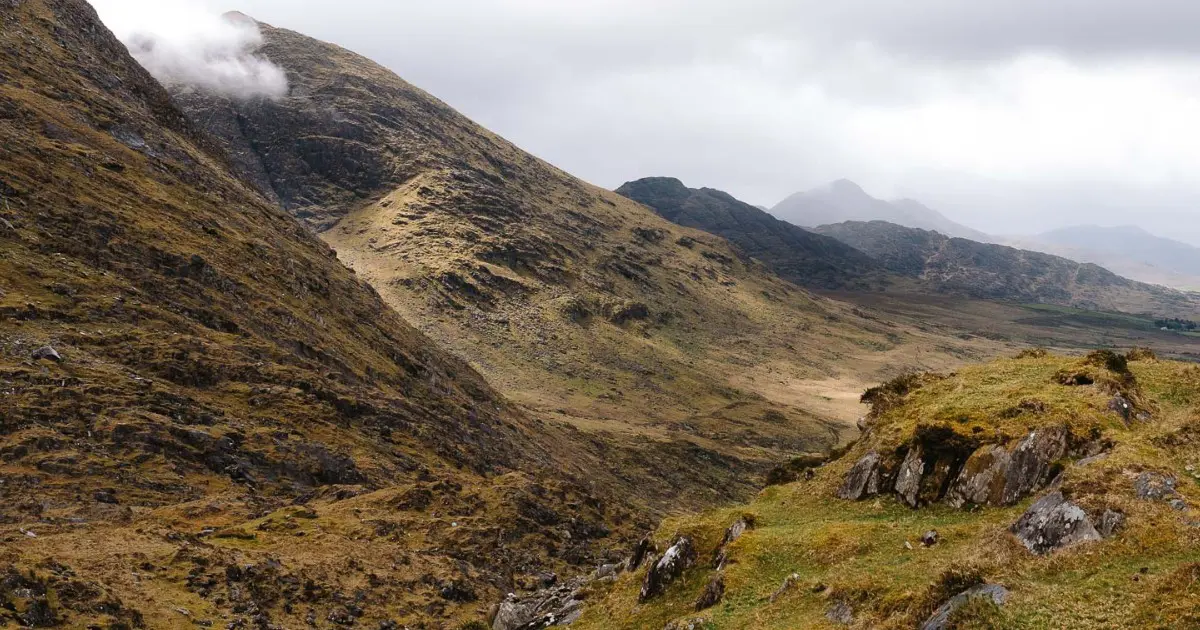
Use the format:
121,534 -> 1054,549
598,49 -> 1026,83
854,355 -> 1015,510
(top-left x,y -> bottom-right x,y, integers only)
814,221 -> 1200,318
773,179 -> 992,242
615,177 -> 885,290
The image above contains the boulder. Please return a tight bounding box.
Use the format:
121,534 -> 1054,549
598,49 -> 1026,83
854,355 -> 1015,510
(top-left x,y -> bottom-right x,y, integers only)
639,537 -> 697,602
491,579 -> 588,630
837,452 -> 882,500
920,584 -> 1010,630
894,447 -> 925,507
693,573 -> 725,611
946,445 -> 1011,507
921,530 -> 940,547
825,600 -> 854,625
1098,509 -> 1126,537
1001,427 -> 1067,505
1011,491 -> 1101,555
1134,472 -> 1178,501
30,345 -> 62,362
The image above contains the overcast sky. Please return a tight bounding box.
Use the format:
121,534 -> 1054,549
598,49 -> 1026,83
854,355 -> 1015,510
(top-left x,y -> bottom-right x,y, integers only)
89,0 -> 1200,244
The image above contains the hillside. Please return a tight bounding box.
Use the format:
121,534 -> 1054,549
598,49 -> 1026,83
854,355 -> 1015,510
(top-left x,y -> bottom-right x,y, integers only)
172,19 -> 1007,515
615,177 -> 884,290
0,2 -> 643,627
1015,226 -> 1200,291
814,221 -> 1200,318
575,349 -> 1200,629
772,180 -> 992,242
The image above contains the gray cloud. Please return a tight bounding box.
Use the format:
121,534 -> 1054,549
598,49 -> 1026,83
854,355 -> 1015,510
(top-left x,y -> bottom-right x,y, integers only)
90,1 -> 1200,244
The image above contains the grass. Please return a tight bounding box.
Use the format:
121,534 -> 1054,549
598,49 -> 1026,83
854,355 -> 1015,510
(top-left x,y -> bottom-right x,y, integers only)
575,351 -> 1200,629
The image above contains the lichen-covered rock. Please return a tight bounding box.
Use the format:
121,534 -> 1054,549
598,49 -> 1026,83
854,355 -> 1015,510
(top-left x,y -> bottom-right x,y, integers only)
837,452 -> 882,500
921,584 -> 1010,630
894,446 -> 925,507
946,445 -> 1011,507
825,600 -> 854,625
1098,509 -> 1126,537
1001,426 -> 1067,505
694,573 -> 725,611
1134,472 -> 1178,501
639,537 -> 697,602
712,517 -> 752,569
1011,491 -> 1101,555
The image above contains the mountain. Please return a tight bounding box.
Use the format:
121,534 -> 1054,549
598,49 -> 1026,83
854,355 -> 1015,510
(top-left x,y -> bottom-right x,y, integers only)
615,177 -> 884,289
575,349 -> 1200,628
169,17 -> 1006,520
814,221 -> 1200,317
772,179 -> 993,242
1018,225 -> 1200,290
0,2 -> 637,627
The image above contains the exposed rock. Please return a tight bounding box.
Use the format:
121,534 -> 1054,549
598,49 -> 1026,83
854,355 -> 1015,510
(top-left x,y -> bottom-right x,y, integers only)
663,618 -> 710,630
1001,427 -> 1067,505
1134,472 -> 1178,501
921,530 -> 940,547
946,445 -> 1011,507
640,537 -> 697,602
1169,498 -> 1188,511
825,600 -> 854,625
592,563 -> 623,581
627,535 -> 656,572
769,573 -> 800,603
920,584 -> 1010,630
894,446 -> 925,507
490,578 -> 588,630
1098,509 -> 1126,537
30,345 -> 62,362
1109,394 -> 1134,423
1011,491 -> 1101,555
694,573 -> 725,611
712,517 -> 752,569
1075,452 -> 1109,468
837,452 -> 882,500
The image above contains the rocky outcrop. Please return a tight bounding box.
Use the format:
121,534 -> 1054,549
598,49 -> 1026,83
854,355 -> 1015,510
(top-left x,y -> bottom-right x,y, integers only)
894,447 -> 925,507
837,452 -> 883,500
712,517 -> 752,570
1011,491 -> 1101,555
825,601 -> 854,625
945,445 -> 1011,507
628,536 -> 656,572
921,584 -> 1010,630
639,537 -> 697,602
693,573 -> 725,611
1001,427 -> 1068,504
489,577 -> 589,630
1134,472 -> 1186,510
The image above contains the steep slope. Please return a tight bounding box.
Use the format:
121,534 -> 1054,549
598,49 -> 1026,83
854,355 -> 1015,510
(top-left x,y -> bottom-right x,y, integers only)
576,349 -> 1200,629
615,177 -> 884,290
0,2 -> 637,627
1017,225 -> 1200,290
171,19 -> 1007,515
773,179 -> 992,242
814,221 -> 1200,318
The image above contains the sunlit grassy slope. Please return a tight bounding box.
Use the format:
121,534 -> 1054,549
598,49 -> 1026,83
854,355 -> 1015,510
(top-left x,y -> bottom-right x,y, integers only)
576,351 -> 1200,629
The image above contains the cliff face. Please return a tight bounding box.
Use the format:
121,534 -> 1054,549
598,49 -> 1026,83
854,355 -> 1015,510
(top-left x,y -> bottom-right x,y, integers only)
0,2 -> 633,627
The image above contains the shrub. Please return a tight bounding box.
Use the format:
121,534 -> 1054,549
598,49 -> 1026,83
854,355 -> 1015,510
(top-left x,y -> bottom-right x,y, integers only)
1013,347 -> 1048,359
861,372 -> 927,417
1126,347 -> 1158,362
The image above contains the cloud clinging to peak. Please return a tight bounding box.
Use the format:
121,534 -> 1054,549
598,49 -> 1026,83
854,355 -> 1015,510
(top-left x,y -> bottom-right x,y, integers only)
89,0 -> 288,99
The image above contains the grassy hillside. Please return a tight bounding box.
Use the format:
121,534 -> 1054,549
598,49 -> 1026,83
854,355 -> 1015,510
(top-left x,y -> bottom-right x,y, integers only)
0,2 -> 641,627
575,349 -> 1200,629
173,20 -> 1008,514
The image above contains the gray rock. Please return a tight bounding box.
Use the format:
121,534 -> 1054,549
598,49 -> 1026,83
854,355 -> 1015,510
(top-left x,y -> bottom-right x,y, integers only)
1108,394 -> 1134,423
946,445 -> 1011,507
921,530 -> 939,547
1011,491 -> 1101,555
1001,427 -> 1067,505
769,573 -> 800,603
1098,509 -> 1126,537
639,537 -> 697,602
921,584 -> 1010,630
627,535 -> 655,572
592,563 -> 623,581
825,600 -> 854,625
837,452 -> 882,500
663,618 -> 710,630
1074,452 -> 1109,468
31,346 -> 62,362
894,446 -> 925,507
712,517 -> 752,569
1135,472 -> 1178,501
1169,498 -> 1188,511
491,578 -> 589,630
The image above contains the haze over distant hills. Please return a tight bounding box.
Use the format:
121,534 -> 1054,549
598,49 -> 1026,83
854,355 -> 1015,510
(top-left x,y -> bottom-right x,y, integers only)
1012,225 -> 1200,290
771,179 -> 993,243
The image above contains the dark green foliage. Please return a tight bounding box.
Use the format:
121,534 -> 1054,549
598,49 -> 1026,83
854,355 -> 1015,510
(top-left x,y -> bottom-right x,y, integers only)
861,372 -> 927,416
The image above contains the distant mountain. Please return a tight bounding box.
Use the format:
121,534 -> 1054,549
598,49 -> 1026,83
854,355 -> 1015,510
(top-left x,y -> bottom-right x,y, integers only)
1019,225 -> 1200,290
814,221 -> 1200,317
616,177 -> 884,289
772,179 -> 992,242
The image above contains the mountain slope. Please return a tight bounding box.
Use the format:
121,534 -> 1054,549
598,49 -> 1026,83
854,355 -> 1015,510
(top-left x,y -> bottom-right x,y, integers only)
1019,225 -> 1200,290
773,179 -> 992,242
0,2 -> 636,627
576,350 -> 1200,629
615,177 -> 884,290
172,19 -> 1007,516
814,221 -> 1200,317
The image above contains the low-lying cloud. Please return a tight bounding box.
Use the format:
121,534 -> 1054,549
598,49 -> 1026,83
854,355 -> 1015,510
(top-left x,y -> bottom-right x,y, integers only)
89,0 -> 288,99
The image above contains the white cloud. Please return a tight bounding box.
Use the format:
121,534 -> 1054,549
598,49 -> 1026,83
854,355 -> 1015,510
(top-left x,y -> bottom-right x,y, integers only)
88,0 -> 288,99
